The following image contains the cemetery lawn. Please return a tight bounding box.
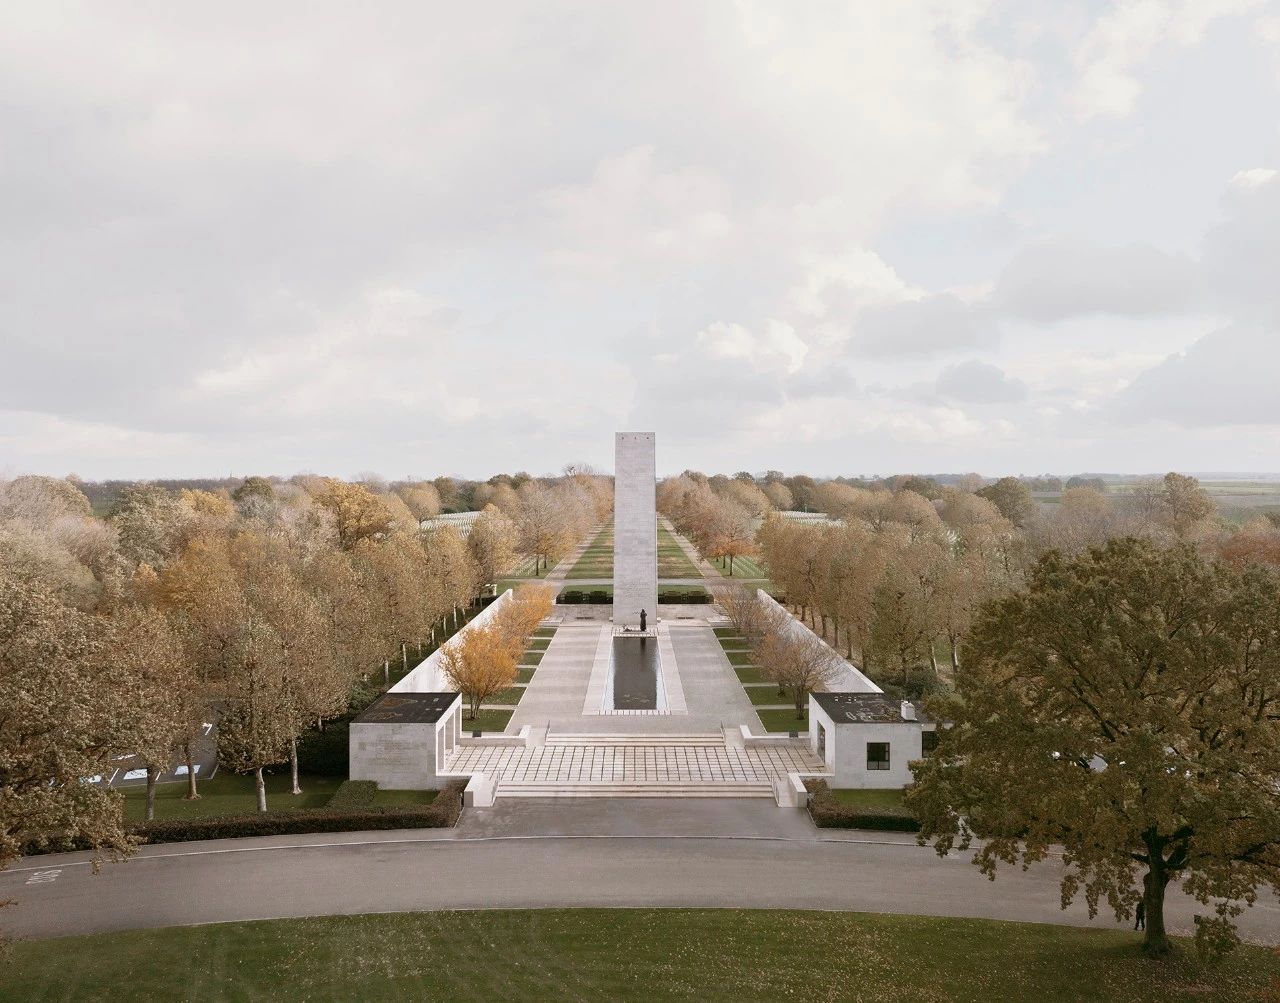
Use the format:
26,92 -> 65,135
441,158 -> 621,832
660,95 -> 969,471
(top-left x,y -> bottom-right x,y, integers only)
6,909 -> 1275,1002
121,771 -> 344,821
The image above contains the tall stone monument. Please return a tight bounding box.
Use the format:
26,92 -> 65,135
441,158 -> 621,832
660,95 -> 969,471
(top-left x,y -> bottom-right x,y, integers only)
613,431 -> 659,629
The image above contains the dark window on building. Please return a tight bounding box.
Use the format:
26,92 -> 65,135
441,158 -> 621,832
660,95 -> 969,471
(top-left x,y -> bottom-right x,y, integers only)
867,742 -> 890,770
922,731 -> 939,756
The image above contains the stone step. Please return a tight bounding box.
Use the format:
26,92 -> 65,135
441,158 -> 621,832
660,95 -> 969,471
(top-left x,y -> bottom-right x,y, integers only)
546,734 -> 725,747
497,781 -> 774,799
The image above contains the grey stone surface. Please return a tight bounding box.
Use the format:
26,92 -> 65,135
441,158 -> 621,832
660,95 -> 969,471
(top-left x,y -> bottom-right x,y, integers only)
612,431 -> 658,628
510,616 -> 759,734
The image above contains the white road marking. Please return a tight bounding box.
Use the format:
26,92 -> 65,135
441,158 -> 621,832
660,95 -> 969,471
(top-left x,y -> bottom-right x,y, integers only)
26,869 -> 61,885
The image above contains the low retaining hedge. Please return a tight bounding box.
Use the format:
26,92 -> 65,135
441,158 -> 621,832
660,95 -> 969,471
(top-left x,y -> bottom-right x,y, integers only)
131,779 -> 467,846
804,779 -> 920,833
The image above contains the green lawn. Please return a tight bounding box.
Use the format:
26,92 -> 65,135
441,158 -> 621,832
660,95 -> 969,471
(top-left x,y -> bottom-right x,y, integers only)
713,626 -> 743,638
527,638 -> 551,651
725,650 -> 757,666
566,525 -> 614,579
533,627 -> 556,638
709,553 -> 769,580
757,707 -> 807,733
656,523 -> 700,577
459,708 -> 514,733
5,909 -> 1273,1002
734,665 -> 769,684
487,686 -> 525,705
519,650 -> 545,667
744,684 -> 788,706
827,788 -> 906,811
516,667 -> 536,684
121,771 -> 344,822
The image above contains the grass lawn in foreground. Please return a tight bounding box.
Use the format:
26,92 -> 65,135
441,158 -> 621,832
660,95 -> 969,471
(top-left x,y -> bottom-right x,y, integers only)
121,771 -> 344,822
5,909 -> 1274,1002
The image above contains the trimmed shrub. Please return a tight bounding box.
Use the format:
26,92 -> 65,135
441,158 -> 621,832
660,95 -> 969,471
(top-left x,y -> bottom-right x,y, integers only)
131,780 -> 467,846
804,779 -> 920,833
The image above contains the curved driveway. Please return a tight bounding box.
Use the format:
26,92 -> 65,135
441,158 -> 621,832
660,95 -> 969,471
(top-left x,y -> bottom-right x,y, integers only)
4,800 -> 1277,944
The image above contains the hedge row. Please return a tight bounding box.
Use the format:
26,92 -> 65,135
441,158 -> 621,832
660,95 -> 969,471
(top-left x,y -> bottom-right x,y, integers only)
130,780 -> 467,846
804,779 -> 920,833
557,589 -> 713,605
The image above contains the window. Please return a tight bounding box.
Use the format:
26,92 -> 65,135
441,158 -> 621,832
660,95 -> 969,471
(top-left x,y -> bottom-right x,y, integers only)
922,731 -> 938,756
866,742 -> 890,771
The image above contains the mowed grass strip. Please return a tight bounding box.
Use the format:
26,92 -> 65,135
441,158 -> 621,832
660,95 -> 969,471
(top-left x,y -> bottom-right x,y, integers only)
5,909 -> 1273,1003
757,708 -> 807,733
734,665 -> 770,684
745,684 -> 789,706
656,523 -> 700,577
459,708 -> 514,733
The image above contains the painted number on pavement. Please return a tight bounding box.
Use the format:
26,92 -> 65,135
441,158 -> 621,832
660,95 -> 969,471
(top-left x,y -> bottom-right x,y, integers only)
26,870 -> 62,885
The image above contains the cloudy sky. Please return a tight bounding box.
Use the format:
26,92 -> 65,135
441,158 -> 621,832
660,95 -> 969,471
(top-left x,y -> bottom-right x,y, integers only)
2,2 -> 1278,480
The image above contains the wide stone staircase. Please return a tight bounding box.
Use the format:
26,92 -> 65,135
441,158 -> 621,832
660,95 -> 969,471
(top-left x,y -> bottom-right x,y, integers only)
447,731 -> 824,802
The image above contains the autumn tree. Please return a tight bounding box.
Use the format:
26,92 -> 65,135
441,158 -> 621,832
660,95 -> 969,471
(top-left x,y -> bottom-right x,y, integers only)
0,569 -> 139,869
468,504 -> 519,586
439,624 -> 518,720
907,540 -> 1280,959
104,605 -> 191,821
976,476 -> 1036,527
755,607 -> 843,720
313,479 -> 394,550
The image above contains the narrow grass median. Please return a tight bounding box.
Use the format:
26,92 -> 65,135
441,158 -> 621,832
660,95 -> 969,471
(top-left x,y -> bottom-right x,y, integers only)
5,909 -> 1274,1002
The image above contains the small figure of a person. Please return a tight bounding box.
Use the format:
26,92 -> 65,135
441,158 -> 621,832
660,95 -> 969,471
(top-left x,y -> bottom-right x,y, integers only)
639,608 -> 648,631
1134,897 -> 1146,931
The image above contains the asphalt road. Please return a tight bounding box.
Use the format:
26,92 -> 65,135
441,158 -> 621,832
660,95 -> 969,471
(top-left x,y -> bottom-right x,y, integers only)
4,799 -> 1278,944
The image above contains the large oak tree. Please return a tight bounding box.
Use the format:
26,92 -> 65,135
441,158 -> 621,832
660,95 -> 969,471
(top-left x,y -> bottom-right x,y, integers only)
907,539 -> 1280,958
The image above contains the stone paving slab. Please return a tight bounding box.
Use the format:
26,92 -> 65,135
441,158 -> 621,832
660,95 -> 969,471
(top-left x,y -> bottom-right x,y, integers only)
445,737 -> 823,784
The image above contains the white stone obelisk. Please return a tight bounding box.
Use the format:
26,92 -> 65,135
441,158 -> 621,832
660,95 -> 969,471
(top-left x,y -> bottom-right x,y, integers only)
612,431 -> 658,628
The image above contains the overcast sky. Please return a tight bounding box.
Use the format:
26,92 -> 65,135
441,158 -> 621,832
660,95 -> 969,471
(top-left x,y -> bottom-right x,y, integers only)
2,2 -> 1278,481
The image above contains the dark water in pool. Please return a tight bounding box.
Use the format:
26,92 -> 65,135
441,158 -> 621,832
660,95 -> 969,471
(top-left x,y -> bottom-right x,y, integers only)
612,636 -> 658,710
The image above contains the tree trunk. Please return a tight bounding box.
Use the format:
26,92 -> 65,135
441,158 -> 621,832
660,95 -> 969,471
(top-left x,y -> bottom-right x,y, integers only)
255,767 -> 267,812
145,766 -> 158,822
929,646 -> 939,677
794,689 -> 806,720
182,738 -> 200,800
951,638 -> 960,672
402,642 -> 407,669
1142,867 -> 1174,957
383,659 -> 389,683
290,737 -> 302,795
728,554 -> 734,576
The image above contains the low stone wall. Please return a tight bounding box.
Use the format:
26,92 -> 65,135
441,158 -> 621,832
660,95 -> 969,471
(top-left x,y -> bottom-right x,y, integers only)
754,590 -> 881,693
392,590 -> 516,693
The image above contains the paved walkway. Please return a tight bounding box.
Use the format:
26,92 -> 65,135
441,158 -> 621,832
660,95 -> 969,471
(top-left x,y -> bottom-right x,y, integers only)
509,618 -> 761,735
660,515 -> 721,578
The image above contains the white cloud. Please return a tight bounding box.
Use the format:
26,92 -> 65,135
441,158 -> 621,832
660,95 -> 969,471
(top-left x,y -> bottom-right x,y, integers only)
695,320 -> 808,375
994,238 -> 1199,322
936,360 -> 1029,404
1229,167 -> 1279,190
1071,0 -> 1264,120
